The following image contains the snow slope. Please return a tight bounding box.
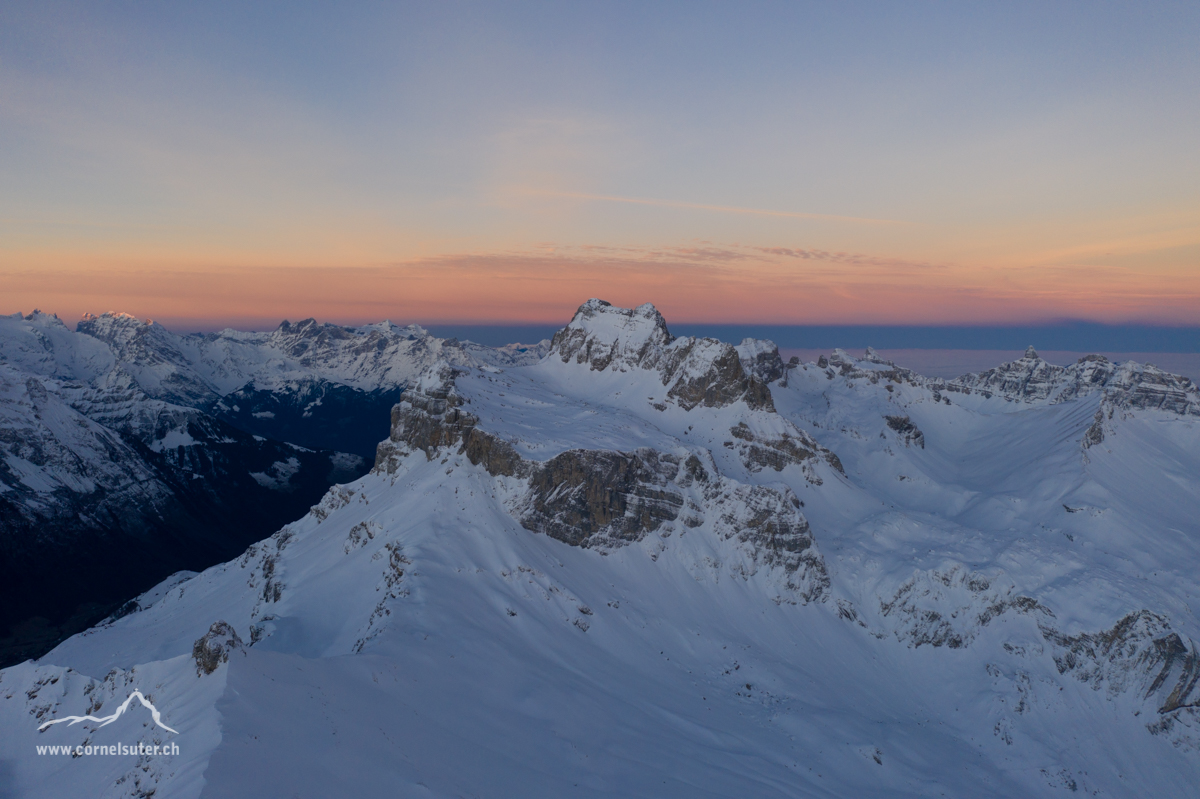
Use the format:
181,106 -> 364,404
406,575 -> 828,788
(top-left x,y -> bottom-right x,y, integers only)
2,301 -> 1198,797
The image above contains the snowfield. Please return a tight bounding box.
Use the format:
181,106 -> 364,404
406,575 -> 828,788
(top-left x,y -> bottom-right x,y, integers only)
2,300 -> 1198,797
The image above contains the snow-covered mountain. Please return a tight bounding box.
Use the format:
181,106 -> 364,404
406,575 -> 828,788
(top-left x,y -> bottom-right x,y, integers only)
0,311 -> 546,665
2,300 -> 1199,797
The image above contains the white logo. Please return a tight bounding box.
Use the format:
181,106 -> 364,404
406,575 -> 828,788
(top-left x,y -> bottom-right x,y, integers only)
38,691 -> 178,734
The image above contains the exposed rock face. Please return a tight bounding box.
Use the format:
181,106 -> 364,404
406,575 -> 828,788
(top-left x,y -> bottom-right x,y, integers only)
192,621 -> 244,676
841,560 -> 1200,749
549,300 -> 776,412
728,421 -> 844,478
523,449 -> 685,546
940,352 -> 1200,416
377,366 -> 523,478
730,421 -> 813,469
938,348 -> 1070,403
78,312 -> 218,407
735,338 -> 786,384
884,415 -> 925,448
1083,358 -> 1200,416
549,301 -> 673,373
707,481 -> 827,601
1045,611 -> 1200,714
1082,407 -> 1108,449
381,368 -> 473,459
73,311 -> 549,402
377,376 -> 687,548
811,346 -> 1200,426
519,447 -> 826,600
1038,611 -> 1200,748
666,341 -> 775,411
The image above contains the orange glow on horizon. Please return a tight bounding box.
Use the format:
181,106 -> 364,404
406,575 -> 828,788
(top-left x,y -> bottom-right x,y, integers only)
3,242 -> 1197,331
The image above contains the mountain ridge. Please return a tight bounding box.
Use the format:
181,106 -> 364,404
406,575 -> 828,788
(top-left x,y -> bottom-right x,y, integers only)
2,300 -> 1199,796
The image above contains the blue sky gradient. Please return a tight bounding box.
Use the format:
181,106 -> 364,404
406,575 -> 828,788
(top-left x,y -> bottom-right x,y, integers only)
3,2 -> 1197,328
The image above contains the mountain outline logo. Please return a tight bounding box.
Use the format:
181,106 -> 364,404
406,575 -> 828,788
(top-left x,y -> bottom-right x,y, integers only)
38,690 -> 178,734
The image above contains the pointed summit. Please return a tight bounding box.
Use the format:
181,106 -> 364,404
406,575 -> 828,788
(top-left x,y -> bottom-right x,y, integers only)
1025,345 -> 1039,359
548,300 -> 774,411
862,346 -> 893,365
549,299 -> 673,370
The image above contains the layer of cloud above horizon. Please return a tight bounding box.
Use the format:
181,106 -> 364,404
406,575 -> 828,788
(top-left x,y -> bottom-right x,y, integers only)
1,1 -> 1197,327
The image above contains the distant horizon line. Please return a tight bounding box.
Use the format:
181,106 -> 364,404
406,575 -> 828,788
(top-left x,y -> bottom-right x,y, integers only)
13,309 -> 1200,332
12,308 -> 1196,352
425,322 -> 1200,354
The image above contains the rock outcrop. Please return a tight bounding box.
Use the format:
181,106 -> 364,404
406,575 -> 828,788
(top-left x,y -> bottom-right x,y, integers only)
728,421 -> 844,479
1045,611 -> 1200,717
884,415 -> 925,448
192,621 -> 244,676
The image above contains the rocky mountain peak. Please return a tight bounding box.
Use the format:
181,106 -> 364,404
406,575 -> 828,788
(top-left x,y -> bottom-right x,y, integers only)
21,309 -> 66,327
76,311 -> 166,351
1024,345 -> 1039,359
549,300 -> 775,412
549,299 -> 673,367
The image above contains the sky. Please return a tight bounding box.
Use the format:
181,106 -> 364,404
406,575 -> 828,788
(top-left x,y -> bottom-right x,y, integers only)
2,1 -> 1198,331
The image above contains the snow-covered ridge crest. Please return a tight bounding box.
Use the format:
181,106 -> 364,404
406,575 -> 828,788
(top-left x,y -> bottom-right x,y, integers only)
941,348 -> 1200,416
78,311 -> 171,349
549,299 -> 780,412
811,344 -> 1200,417
67,311 -> 550,399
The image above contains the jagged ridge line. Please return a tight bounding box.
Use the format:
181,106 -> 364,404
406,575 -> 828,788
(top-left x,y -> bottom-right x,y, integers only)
38,690 -> 178,734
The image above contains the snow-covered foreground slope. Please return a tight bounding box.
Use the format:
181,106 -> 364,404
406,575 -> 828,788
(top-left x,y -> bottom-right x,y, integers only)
2,301 -> 1198,797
